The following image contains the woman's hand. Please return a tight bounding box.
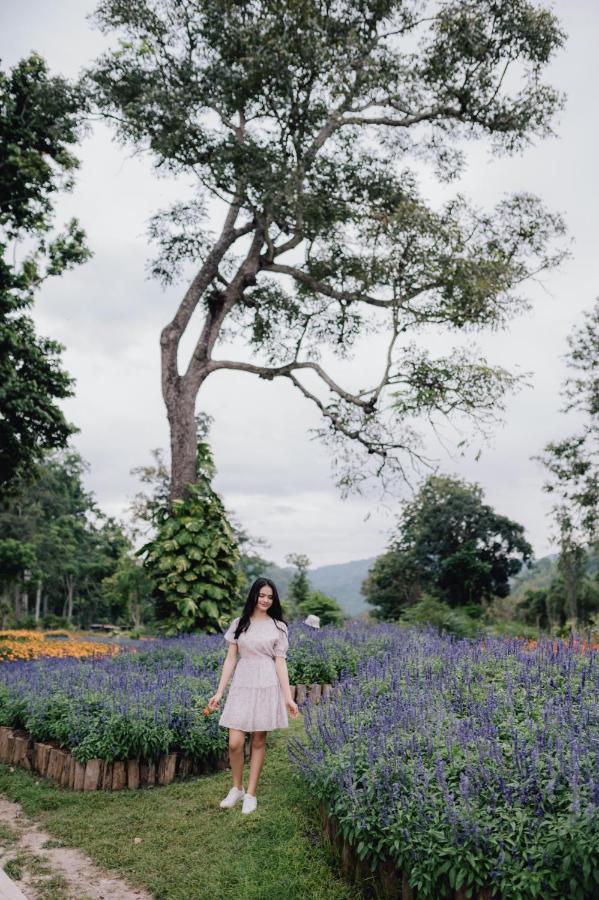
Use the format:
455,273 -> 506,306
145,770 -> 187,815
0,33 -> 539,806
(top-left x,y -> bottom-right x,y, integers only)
286,698 -> 299,719
207,692 -> 222,711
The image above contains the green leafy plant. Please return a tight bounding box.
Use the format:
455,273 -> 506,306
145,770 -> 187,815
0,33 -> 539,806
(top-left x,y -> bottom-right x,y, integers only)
138,444 -> 243,634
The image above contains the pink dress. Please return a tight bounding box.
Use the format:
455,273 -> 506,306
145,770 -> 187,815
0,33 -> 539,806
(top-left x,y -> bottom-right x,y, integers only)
218,615 -> 289,732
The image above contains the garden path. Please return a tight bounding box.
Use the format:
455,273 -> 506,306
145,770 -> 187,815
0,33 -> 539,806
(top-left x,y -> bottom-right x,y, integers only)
0,713 -> 358,899
0,794 -> 153,899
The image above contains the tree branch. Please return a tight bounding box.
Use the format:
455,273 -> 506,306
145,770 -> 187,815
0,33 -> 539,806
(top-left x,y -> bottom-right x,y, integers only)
262,261 -> 389,307
206,358 -> 375,410
184,224 -> 266,390
159,191 -> 253,401
340,104 -> 463,128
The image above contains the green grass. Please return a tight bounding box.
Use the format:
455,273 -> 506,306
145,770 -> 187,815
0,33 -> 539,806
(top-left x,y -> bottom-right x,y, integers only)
0,820 -> 19,847
2,848 -> 71,900
0,715 -> 360,900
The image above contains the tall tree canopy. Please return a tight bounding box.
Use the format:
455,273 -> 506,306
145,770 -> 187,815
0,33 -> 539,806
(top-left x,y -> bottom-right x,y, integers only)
0,54 -> 91,496
86,0 -> 567,500
536,298 -> 598,623
538,299 -> 598,548
362,474 -> 532,618
0,449 -> 131,626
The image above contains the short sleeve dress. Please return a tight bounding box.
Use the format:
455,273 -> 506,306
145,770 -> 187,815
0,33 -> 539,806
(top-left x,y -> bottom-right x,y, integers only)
218,615 -> 289,733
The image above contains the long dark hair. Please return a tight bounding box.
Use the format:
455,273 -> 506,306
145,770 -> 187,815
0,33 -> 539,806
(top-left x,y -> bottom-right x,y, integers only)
233,577 -> 287,639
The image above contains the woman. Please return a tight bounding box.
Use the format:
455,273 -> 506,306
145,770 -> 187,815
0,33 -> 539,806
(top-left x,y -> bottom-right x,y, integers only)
207,577 -> 299,815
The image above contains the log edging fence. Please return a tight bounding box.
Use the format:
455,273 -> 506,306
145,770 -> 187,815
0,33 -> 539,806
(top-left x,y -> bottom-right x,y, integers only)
289,681 -> 335,704
318,803 -> 494,900
0,724 -> 229,791
0,681 -> 336,791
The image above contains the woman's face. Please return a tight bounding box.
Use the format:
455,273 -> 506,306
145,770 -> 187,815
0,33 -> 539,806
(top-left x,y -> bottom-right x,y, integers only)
256,585 -> 274,612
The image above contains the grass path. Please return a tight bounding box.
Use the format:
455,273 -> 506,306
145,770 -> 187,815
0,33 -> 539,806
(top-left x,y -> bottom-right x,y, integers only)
0,714 -> 360,900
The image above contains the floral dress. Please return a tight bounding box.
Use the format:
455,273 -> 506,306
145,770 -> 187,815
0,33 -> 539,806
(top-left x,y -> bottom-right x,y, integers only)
218,615 -> 289,732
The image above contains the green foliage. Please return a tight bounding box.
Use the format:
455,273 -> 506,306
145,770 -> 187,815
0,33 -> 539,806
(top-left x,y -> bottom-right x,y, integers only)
100,554 -> 155,627
361,549 -> 421,621
363,474 -> 532,618
517,547 -> 599,630
0,54 -> 91,495
398,594 -> 481,639
285,553 -> 312,619
298,589 -> 344,626
85,0 -> 567,495
538,299 -> 598,545
0,449 -> 132,626
536,299 -> 598,624
128,414 -> 273,611
138,445 -> 243,634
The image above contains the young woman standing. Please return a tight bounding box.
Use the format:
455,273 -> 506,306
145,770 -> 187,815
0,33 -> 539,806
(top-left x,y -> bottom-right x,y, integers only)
207,577 -> 299,815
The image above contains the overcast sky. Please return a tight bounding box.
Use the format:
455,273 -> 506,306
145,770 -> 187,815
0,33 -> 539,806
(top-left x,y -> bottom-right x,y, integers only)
1,1 -> 598,568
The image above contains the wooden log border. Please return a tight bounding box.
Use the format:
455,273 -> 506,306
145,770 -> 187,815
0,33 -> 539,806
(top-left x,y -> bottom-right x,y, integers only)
0,725 -> 230,792
0,682 -> 336,792
289,682 -> 336,704
318,803 -> 494,900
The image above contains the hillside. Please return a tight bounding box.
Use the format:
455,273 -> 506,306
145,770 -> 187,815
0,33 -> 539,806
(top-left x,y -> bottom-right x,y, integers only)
262,547 -> 598,620
509,548 -> 598,605
263,557 -> 377,617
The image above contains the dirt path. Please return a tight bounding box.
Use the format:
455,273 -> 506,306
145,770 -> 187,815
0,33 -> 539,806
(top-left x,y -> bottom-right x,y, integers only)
0,795 -> 153,900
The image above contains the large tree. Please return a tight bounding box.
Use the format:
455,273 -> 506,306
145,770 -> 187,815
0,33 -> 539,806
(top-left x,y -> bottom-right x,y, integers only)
0,54 -> 91,495
286,552 -> 312,619
362,474 -> 532,617
0,449 -> 132,625
86,0 -> 566,500
536,299 -> 598,623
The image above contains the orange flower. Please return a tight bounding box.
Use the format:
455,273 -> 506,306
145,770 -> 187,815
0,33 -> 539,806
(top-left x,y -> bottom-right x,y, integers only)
0,630 -> 120,662
203,706 -> 211,716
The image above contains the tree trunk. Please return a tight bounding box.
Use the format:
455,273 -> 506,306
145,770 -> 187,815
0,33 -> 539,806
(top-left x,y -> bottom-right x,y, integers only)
34,578 -> 42,622
132,587 -> 141,627
166,387 -> 200,501
161,226 -> 264,502
42,590 -> 48,618
558,540 -> 585,628
66,576 -> 75,623
14,585 -> 21,620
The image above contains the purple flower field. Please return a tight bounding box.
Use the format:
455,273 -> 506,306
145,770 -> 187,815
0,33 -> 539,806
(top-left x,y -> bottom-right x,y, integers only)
0,621 -> 388,764
2,621 -> 596,896
288,626 -> 599,899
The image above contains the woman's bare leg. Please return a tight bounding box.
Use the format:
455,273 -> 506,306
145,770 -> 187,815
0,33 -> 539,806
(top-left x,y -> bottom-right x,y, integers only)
247,731 -> 267,795
228,728 -> 245,789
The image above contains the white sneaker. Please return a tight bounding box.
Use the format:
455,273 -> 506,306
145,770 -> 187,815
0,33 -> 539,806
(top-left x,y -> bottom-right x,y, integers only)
241,793 -> 257,815
219,786 -> 245,808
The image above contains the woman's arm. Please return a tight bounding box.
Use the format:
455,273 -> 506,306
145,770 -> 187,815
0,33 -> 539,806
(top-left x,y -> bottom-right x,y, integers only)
208,643 -> 238,708
275,657 -> 299,718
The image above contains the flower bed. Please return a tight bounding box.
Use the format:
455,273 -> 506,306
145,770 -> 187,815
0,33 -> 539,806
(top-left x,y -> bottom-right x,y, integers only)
0,630 -> 119,662
285,621 -> 397,685
0,621 -> 400,790
0,649 -> 227,766
289,629 -> 599,899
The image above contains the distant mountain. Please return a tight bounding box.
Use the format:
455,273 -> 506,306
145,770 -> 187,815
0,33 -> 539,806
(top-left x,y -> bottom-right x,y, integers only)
259,548 -> 596,619
310,557 -> 377,616
509,553 -> 558,603
262,556 -> 377,617
509,548 -> 598,604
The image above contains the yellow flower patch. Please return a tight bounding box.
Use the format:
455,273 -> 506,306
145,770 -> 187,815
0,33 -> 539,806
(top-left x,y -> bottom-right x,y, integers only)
0,630 -> 120,662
